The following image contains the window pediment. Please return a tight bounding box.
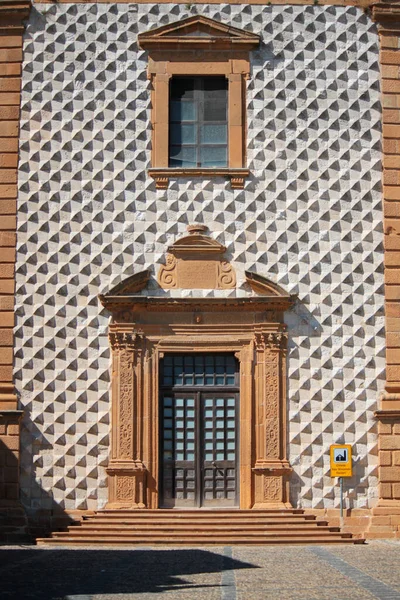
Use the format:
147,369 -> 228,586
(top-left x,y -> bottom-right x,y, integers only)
138,15 -> 260,51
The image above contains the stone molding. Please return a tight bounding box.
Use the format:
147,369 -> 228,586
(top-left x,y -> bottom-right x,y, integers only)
372,3 -> 400,29
0,0 -> 31,34
100,273 -> 294,509
157,227 -> 237,290
138,15 -> 260,51
139,15 -> 260,188
148,168 -> 250,190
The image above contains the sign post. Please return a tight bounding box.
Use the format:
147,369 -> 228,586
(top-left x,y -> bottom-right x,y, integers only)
330,445 -> 352,523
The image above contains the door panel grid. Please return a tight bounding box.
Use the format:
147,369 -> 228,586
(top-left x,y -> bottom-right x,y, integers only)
202,395 -> 237,504
160,354 -> 239,508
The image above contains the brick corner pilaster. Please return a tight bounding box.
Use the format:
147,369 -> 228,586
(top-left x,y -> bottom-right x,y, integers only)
0,0 -> 31,541
368,2 -> 400,537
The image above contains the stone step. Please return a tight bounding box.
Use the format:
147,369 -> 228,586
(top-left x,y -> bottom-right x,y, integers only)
36,509 -> 364,546
77,520 -> 329,529
49,529 -> 353,539
80,516 -> 320,525
90,513 -> 315,522
37,535 -> 362,546
58,525 -> 338,535
98,509 -> 305,515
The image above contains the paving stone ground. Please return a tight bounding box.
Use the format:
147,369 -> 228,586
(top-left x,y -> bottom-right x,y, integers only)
1,542 -> 400,600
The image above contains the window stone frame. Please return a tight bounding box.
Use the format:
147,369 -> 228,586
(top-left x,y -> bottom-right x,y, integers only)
138,15 -> 260,189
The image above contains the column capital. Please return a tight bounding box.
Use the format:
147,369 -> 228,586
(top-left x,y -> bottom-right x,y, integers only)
109,330 -> 143,352
254,331 -> 288,352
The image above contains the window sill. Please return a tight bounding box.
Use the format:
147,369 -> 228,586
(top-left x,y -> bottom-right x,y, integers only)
148,168 -> 250,190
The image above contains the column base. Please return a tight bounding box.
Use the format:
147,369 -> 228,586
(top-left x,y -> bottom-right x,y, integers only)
106,461 -> 147,509
252,502 -> 293,509
252,461 -> 293,506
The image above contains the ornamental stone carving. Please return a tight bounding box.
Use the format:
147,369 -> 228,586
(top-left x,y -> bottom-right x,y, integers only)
109,331 -> 142,351
157,225 -> 236,290
116,476 -> 135,501
254,332 -> 288,351
100,256 -> 295,509
264,475 -> 282,502
118,349 -> 134,460
158,254 -> 178,288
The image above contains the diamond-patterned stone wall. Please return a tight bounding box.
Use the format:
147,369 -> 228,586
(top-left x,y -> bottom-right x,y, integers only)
16,3 -> 385,514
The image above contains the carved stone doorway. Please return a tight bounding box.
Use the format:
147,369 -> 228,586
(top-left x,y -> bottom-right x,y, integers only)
99,228 -> 295,510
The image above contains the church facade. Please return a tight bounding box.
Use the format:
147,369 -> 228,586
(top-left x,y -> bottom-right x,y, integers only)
1,0 -> 400,540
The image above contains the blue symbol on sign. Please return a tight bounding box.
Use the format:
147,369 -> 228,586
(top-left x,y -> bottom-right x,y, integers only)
334,449 -> 347,463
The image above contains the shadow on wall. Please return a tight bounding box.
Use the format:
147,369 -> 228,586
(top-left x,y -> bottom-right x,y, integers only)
17,412 -> 101,539
286,299 -> 322,509
0,436 -> 77,542
0,548 -> 257,600
0,437 -> 29,544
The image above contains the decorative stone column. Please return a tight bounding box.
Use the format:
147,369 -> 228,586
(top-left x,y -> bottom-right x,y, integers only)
106,328 -> 147,508
252,331 -> 292,508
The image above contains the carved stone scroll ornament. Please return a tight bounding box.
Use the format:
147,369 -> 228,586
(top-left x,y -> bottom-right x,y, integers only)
109,462 -> 147,508
118,349 -> 134,460
109,330 -> 143,461
116,475 -> 135,501
218,261 -> 236,289
157,226 -> 236,290
158,253 -> 177,289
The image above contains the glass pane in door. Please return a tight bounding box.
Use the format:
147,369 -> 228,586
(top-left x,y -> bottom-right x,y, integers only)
161,394 -> 197,508
201,394 -> 238,507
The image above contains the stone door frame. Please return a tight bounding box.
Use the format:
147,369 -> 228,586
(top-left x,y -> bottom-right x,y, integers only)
100,293 -> 294,510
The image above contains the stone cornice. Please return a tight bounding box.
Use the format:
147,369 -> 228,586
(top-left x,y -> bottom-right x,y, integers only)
375,410 -> 400,419
99,295 -> 295,314
0,0 -> 31,31
372,2 -> 400,28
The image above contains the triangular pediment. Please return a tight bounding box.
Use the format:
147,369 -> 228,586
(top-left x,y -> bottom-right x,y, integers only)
138,15 -> 260,50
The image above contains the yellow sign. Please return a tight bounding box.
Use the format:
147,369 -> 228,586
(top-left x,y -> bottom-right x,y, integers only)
330,445 -> 352,477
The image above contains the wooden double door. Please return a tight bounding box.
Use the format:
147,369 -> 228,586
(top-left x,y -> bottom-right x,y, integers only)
160,354 -> 239,508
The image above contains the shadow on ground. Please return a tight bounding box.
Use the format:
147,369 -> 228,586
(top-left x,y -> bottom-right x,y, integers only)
0,548 -> 256,600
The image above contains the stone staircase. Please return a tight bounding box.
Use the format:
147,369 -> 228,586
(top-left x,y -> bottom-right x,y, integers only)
36,509 -> 364,546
